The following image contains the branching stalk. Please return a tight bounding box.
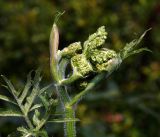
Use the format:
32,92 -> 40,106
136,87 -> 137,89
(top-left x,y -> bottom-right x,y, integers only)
68,73 -> 106,107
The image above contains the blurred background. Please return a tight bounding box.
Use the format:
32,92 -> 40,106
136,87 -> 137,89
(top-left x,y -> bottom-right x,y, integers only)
0,0 -> 160,137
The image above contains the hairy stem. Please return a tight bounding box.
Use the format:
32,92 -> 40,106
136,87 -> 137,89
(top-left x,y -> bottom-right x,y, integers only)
56,86 -> 76,137
64,107 -> 76,137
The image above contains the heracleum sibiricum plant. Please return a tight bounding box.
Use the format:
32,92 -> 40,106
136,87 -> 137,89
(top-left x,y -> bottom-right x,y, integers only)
0,14 -> 151,137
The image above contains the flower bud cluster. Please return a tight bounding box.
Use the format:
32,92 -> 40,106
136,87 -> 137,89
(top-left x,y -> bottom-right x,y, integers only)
71,54 -> 93,77
60,26 -> 121,78
84,26 -> 107,50
60,42 -> 82,58
89,49 -> 118,72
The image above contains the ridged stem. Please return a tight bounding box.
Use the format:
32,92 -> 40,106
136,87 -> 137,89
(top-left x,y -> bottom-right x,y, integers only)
57,86 -> 76,137
64,107 -> 76,137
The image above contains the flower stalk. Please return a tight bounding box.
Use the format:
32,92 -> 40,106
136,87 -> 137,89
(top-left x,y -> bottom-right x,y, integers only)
49,14 -> 151,137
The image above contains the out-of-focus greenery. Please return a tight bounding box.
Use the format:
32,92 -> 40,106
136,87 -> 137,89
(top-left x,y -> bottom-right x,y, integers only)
0,0 -> 160,137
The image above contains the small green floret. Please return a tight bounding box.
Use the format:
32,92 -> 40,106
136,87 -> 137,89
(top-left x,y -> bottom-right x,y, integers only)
90,49 -> 117,64
61,42 -> 82,58
84,26 -> 107,52
71,54 -> 93,77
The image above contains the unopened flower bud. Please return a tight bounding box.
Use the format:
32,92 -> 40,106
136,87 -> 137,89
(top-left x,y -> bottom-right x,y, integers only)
61,42 -> 82,58
84,26 -> 108,53
89,49 -> 121,72
71,54 -> 93,77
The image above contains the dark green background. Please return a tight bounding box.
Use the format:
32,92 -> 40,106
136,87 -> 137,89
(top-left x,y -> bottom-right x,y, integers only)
0,0 -> 160,137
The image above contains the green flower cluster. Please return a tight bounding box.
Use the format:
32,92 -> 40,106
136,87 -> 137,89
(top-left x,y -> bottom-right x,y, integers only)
60,26 -> 121,77
60,42 -> 82,58
71,54 -> 93,77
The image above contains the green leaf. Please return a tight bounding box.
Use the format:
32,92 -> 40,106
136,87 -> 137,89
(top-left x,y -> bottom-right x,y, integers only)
47,118 -> 80,123
17,127 -> 29,134
39,95 -> 49,110
24,69 -> 42,113
0,94 -> 17,105
30,104 -> 43,112
121,28 -> 151,60
33,110 -> 41,126
17,127 -> 36,137
124,48 -> 152,59
18,71 -> 32,104
0,108 -> 23,117
39,83 -> 53,95
130,48 -> 152,54
1,75 -> 18,96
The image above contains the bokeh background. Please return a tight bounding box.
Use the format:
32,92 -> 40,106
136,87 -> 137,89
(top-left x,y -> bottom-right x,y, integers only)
0,0 -> 160,137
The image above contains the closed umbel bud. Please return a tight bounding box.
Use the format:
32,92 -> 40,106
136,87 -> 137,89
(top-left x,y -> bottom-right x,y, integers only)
71,54 -> 93,77
83,26 -> 107,56
61,42 -> 82,58
60,26 -> 123,84
89,49 -> 121,72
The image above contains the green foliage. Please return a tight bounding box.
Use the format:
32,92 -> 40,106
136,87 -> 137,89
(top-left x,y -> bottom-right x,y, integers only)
0,70 -> 60,137
49,12 -> 151,136
0,18 -> 150,137
0,69 -> 83,137
1,1 -> 160,136
120,28 -> 152,60
0,108 -> 23,117
59,26 -> 150,87
60,42 -> 82,58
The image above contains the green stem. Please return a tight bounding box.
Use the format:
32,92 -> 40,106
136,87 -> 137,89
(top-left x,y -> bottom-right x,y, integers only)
64,107 -> 76,137
57,86 -> 70,105
68,73 -> 106,106
24,115 -> 34,129
58,58 -> 69,79
57,86 -> 76,137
